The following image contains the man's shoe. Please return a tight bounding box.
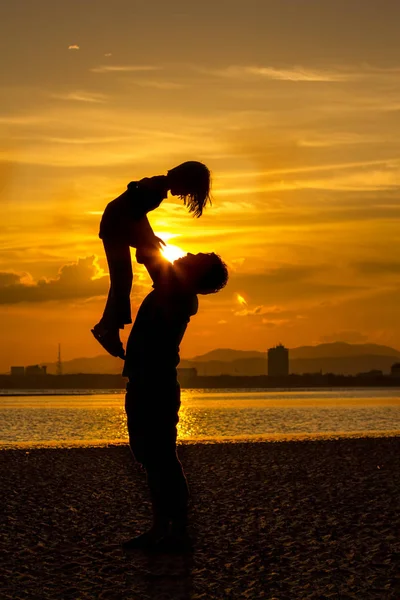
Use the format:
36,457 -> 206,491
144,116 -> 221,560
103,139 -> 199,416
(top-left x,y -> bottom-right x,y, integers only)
122,530 -> 165,552
152,532 -> 193,554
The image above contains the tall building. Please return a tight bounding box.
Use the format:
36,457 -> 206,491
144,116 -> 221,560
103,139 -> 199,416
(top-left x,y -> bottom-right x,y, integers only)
267,344 -> 289,377
391,363 -> 400,377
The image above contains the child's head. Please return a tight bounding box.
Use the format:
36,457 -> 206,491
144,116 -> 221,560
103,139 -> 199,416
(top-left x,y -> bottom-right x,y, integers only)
174,252 -> 228,295
167,161 -> 211,217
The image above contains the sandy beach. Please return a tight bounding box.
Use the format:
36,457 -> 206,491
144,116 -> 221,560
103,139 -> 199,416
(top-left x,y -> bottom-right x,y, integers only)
1,438 -> 399,599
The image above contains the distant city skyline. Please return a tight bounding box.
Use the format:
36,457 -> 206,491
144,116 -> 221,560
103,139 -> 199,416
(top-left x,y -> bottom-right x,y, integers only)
3,340 -> 400,379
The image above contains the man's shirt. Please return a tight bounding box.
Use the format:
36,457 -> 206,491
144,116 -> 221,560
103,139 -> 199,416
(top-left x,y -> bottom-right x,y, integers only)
123,260 -> 198,378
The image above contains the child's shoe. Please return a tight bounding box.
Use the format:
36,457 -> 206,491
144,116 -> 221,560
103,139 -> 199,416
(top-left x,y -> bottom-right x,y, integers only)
91,323 -> 125,359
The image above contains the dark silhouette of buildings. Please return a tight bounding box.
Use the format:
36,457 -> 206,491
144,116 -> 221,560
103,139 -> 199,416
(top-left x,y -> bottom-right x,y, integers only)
391,362 -> 400,377
24,365 -> 47,376
1,369 -> 400,390
267,344 -> 289,377
357,369 -> 383,377
10,366 -> 25,377
177,367 -> 197,386
56,343 -> 62,376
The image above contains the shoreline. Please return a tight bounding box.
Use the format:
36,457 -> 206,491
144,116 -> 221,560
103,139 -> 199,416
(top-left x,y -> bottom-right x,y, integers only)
2,437 -> 399,598
1,383 -> 400,396
1,383 -> 400,397
1,430 -> 400,451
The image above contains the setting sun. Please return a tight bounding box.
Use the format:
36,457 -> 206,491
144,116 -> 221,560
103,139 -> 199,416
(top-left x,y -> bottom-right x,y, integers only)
161,243 -> 187,263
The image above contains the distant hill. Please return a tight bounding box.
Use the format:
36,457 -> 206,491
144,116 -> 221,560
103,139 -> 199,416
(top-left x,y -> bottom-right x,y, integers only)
289,342 -> 400,359
179,357 -> 268,376
289,355 -> 400,376
42,342 -> 400,376
45,355 -> 123,375
189,348 -> 265,362
188,343 -> 400,362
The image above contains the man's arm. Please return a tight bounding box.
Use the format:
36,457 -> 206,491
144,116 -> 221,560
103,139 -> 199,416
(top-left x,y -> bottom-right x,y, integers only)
134,216 -> 171,285
136,244 -> 170,286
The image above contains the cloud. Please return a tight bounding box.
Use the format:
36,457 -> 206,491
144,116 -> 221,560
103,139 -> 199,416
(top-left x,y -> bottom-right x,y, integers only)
229,267 -> 368,308
261,318 -> 290,327
52,91 -> 108,103
132,79 -> 185,90
234,303 -> 303,324
90,65 -> 160,74
200,65 -> 355,82
0,256 -> 109,305
353,261 -> 400,276
228,66 -> 352,82
201,64 -> 400,83
68,45 -> 80,50
0,272 -> 21,287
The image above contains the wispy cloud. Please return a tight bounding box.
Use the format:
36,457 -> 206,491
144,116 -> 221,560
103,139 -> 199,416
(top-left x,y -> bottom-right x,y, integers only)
201,65 -> 354,82
0,115 -> 50,126
199,64 -> 400,83
68,45 -> 80,50
91,64 -> 160,74
132,79 -> 185,90
51,91 -> 108,103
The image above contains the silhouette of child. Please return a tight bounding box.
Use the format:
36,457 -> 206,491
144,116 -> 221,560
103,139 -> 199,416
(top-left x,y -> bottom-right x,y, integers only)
91,161 -> 211,359
123,229 -> 229,552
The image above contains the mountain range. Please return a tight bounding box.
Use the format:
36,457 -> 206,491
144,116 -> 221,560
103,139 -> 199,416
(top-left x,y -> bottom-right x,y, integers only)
42,342 -> 400,376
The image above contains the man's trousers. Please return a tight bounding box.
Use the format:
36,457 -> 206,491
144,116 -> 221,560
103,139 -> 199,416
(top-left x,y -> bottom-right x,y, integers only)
125,377 -> 189,526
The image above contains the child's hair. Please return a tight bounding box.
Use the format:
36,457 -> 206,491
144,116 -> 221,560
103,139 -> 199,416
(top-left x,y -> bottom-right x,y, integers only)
196,253 -> 229,295
168,161 -> 211,217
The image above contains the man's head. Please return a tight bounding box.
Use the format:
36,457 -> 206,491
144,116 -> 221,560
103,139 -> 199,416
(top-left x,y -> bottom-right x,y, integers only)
167,161 -> 211,218
174,252 -> 228,295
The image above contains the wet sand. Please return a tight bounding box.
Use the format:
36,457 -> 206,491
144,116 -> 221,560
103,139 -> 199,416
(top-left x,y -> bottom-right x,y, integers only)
1,438 -> 399,599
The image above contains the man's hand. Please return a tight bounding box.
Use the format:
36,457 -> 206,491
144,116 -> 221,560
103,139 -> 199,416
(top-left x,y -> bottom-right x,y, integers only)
135,236 -> 165,264
155,236 -> 166,249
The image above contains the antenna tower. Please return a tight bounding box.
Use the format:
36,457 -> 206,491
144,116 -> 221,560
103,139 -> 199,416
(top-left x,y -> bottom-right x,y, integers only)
56,343 -> 62,376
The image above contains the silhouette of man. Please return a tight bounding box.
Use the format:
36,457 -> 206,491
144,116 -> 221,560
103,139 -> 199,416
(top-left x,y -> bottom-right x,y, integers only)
122,219 -> 228,552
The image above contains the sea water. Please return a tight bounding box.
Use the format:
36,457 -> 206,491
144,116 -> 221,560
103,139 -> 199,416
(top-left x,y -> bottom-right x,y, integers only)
0,388 -> 399,447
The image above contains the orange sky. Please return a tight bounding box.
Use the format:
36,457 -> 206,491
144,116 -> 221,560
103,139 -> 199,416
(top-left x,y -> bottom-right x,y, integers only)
1,0 -> 400,371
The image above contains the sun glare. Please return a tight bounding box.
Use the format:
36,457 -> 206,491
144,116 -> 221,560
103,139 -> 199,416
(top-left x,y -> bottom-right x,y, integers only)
161,244 -> 187,263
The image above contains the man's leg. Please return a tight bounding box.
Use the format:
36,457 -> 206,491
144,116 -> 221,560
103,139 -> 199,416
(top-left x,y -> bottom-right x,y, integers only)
145,440 -> 190,533
124,382 -> 171,549
124,379 -> 191,551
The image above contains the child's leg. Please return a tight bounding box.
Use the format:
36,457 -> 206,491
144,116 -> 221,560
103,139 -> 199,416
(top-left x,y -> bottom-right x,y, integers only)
92,238 -> 132,359
101,238 -> 133,329
100,217 -> 155,328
